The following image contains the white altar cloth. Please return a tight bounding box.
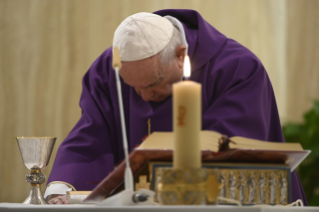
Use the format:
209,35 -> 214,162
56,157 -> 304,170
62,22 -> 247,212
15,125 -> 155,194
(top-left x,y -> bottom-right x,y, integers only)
1,203 -> 319,212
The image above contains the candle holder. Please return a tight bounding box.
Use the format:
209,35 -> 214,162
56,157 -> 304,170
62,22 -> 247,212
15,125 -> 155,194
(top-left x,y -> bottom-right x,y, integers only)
155,167 -> 219,205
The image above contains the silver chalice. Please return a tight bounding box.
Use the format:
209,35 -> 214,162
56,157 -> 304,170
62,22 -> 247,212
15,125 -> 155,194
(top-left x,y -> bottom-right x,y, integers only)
16,137 -> 56,204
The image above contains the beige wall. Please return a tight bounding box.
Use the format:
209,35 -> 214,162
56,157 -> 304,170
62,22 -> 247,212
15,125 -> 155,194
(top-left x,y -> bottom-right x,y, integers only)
286,0 -> 319,123
0,0 -> 318,203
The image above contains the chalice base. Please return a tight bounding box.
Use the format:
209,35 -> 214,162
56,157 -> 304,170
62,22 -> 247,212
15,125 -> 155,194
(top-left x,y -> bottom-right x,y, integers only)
23,185 -> 48,205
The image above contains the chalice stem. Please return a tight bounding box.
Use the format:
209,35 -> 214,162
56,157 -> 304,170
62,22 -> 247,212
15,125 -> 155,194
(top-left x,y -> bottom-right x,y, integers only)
24,184 -> 47,204
24,168 -> 47,204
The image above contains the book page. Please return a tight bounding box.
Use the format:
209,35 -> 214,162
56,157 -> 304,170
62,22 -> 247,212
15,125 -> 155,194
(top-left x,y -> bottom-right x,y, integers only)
230,136 -> 303,151
137,132 -> 175,150
137,131 -> 221,152
138,131 -> 304,152
200,131 -> 221,152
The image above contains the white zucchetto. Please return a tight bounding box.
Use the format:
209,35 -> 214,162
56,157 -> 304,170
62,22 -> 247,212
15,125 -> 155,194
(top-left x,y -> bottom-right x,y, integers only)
113,12 -> 174,62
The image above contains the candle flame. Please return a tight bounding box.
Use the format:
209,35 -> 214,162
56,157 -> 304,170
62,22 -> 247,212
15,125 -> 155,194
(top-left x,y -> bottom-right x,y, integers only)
183,55 -> 191,78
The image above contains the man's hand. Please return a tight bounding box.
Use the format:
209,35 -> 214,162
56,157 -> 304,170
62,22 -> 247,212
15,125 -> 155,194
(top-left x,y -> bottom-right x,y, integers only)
48,194 -> 70,204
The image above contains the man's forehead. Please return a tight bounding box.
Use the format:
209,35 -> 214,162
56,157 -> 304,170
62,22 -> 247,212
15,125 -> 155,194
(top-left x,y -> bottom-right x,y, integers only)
121,54 -> 159,69
120,56 -> 160,87
122,58 -> 151,71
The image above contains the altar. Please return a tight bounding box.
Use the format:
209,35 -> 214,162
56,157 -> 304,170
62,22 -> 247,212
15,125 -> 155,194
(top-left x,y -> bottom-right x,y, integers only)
5,8 -> 314,211
1,203 -> 319,212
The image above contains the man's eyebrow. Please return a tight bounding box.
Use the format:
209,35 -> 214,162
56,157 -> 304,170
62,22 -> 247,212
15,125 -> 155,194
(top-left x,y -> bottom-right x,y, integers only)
145,77 -> 161,88
145,67 -> 163,88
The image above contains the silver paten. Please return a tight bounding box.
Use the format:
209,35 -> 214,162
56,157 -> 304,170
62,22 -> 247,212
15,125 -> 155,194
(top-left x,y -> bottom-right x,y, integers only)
17,137 -> 56,205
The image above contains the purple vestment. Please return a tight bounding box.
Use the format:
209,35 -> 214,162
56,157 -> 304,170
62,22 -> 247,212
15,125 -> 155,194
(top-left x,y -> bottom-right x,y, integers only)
48,9 -> 307,204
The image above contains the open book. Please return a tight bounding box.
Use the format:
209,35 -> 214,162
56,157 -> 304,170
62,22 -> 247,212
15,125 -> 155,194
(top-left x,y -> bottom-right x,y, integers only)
84,131 -> 310,202
137,131 -> 310,171
138,131 -> 303,152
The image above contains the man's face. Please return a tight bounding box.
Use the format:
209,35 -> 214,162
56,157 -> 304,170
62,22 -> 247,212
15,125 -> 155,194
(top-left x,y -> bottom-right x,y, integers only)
120,47 -> 185,102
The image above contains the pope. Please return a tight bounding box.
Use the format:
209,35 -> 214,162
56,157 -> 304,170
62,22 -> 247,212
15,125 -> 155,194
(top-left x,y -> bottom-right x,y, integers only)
45,9 -> 307,205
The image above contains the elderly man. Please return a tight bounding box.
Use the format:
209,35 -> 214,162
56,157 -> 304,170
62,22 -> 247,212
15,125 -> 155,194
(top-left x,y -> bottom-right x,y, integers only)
45,9 -> 307,205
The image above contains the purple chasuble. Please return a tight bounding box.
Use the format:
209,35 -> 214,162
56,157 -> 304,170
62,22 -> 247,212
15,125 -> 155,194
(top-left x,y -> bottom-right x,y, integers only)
47,9 -> 307,204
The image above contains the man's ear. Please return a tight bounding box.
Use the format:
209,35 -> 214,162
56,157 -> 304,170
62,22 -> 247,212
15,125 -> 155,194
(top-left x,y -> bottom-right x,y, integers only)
175,45 -> 186,69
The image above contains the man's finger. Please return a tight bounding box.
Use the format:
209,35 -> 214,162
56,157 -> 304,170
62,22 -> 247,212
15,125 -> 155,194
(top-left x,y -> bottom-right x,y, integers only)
54,198 -> 64,204
48,198 -> 56,204
55,199 -> 63,204
60,196 -> 71,204
48,194 -> 69,205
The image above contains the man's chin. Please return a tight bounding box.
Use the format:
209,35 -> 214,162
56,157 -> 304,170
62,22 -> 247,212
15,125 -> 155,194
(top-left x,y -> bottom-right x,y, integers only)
151,96 -> 169,102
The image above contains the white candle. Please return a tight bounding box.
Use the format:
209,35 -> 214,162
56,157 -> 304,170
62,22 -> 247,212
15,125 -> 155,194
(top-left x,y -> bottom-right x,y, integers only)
173,56 -> 202,169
